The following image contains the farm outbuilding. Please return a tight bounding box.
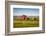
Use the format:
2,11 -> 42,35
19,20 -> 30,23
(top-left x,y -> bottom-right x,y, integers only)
19,15 -> 28,20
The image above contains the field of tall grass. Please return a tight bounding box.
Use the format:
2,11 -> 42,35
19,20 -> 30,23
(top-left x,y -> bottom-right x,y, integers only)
13,16 -> 39,28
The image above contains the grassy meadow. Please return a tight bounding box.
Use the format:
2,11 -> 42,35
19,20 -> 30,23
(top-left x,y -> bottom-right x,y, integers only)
13,16 -> 39,28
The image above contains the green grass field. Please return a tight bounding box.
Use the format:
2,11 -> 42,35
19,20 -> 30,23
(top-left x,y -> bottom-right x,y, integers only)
13,21 -> 39,28
13,17 -> 39,28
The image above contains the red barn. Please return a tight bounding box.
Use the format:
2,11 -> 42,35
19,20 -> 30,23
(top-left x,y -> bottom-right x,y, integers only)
19,15 -> 27,20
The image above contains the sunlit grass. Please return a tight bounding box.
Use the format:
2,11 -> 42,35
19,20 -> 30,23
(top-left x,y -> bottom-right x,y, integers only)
13,20 -> 39,28
13,16 -> 39,28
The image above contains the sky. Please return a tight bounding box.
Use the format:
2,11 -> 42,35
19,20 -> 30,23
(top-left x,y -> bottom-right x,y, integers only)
13,8 -> 39,16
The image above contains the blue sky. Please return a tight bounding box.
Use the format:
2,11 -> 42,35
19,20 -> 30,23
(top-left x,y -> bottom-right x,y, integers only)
13,8 -> 39,16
